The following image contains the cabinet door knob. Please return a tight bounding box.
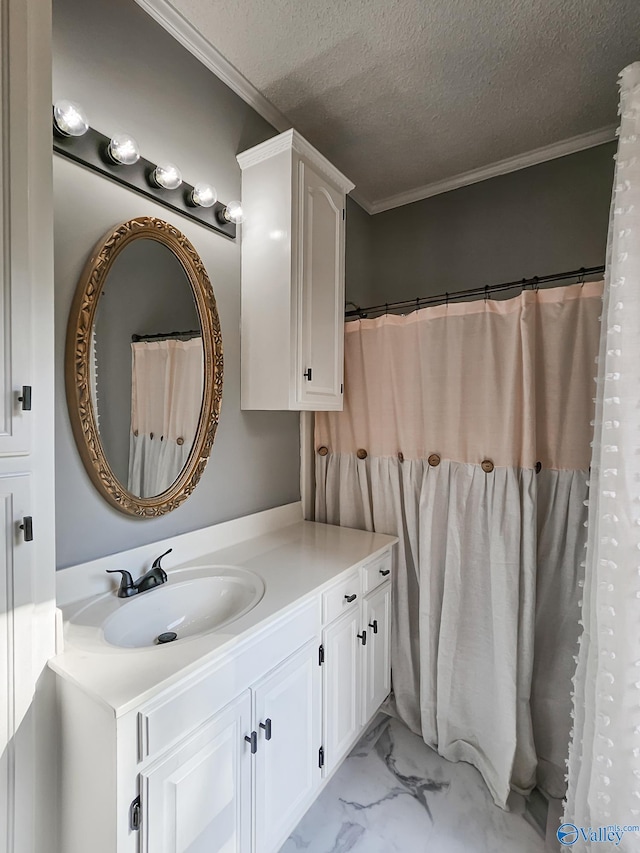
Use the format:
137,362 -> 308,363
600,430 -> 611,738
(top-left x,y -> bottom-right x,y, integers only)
379,568 -> 390,577
357,631 -> 367,646
259,718 -> 272,740
19,516 -> 33,542
18,386 -> 32,411
344,593 -> 357,603
244,731 -> 258,754
369,620 -> 378,634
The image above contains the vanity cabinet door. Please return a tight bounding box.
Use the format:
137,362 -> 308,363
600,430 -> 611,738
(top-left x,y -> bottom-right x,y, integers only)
295,159 -> 345,411
362,582 -> 392,725
322,607 -> 361,775
253,641 -> 321,853
140,690 -> 252,853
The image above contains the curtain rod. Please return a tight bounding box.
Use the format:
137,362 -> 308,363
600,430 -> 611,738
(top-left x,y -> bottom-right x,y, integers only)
344,265 -> 606,319
132,329 -> 201,342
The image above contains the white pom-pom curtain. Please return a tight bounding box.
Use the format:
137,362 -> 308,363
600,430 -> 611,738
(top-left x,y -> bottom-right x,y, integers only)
316,282 -> 603,808
565,62 -> 640,850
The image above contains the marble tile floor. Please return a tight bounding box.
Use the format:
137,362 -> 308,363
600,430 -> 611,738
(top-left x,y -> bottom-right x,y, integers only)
280,716 -> 546,853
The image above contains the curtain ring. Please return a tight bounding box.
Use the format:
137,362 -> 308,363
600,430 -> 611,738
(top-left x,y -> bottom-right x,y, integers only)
484,285 -> 489,302
415,297 -> 420,313
445,292 -> 449,306
533,276 -> 539,293
385,302 -> 389,315
579,267 -> 586,286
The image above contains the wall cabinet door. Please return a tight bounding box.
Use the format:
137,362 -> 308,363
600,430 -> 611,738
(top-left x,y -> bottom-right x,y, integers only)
295,160 -> 345,411
253,641 -> 321,853
362,582 -> 392,725
140,690 -> 252,853
0,473 -> 32,853
322,607 -> 361,775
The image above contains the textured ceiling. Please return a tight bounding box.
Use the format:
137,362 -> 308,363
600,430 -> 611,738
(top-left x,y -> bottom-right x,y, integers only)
166,0 -> 639,210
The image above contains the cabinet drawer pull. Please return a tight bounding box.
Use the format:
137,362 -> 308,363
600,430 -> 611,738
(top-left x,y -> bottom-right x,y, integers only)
357,631 -> 367,646
259,718 -> 272,740
369,619 -> 378,634
379,568 -> 390,577
344,593 -> 357,603
303,367 -> 312,381
244,731 -> 258,754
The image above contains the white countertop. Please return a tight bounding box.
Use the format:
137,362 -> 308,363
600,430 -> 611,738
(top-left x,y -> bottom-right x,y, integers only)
49,520 -> 396,717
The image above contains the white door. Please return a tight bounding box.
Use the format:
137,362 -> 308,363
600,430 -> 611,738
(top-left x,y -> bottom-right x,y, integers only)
322,607 -> 361,775
141,690 -> 252,853
362,583 -> 392,725
296,159 -> 344,411
253,641 -> 321,853
0,473 -> 33,853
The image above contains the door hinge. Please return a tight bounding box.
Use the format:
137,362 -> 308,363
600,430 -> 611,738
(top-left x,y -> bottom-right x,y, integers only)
318,644 -> 324,665
130,795 -> 141,831
318,746 -> 325,768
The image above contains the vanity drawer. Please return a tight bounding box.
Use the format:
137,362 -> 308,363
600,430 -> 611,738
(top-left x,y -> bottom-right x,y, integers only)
138,597 -> 320,762
362,549 -> 392,594
322,570 -> 361,624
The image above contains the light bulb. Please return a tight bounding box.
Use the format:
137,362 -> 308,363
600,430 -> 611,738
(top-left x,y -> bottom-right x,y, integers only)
191,183 -> 217,208
108,133 -> 140,165
222,200 -> 244,224
53,99 -> 89,137
151,163 -> 182,190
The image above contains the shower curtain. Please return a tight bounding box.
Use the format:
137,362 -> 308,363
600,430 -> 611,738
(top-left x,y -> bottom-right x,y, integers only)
315,282 -> 603,808
128,337 -> 204,497
566,63 -> 640,848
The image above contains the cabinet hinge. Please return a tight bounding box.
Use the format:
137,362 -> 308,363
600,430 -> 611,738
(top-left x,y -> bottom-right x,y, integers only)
130,795 -> 141,832
318,644 -> 324,665
318,746 -> 325,769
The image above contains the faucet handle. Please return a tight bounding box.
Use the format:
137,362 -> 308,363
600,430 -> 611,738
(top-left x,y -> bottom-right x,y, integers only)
152,548 -> 172,571
106,569 -> 137,598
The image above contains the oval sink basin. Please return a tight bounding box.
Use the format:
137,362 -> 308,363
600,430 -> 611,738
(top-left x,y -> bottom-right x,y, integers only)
98,567 -> 265,648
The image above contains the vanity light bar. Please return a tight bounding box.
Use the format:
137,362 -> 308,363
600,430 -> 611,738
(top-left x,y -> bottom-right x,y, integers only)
52,107 -> 237,240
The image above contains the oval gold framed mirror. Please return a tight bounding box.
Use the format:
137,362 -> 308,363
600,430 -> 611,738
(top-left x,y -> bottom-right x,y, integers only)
65,216 -> 223,517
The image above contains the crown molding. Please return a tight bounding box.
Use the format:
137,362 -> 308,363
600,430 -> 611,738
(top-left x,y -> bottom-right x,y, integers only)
133,0 -> 291,134
238,129 -> 355,193
365,124 -> 618,214
132,1 -> 616,216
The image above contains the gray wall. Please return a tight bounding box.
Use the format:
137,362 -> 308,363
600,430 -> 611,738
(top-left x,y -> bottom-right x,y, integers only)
54,0 -> 300,568
94,239 -> 200,485
346,143 -> 615,308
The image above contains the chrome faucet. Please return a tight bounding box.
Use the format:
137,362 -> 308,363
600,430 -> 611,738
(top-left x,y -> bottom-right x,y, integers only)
106,548 -> 172,598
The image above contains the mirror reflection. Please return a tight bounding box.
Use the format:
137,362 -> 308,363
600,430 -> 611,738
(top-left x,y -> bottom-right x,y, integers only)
91,238 -> 204,498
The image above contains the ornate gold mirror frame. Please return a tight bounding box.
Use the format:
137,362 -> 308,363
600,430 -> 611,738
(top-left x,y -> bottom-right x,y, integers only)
65,216 -> 223,517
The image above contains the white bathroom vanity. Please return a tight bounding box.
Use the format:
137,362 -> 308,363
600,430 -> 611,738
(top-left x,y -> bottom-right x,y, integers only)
50,505 -> 396,853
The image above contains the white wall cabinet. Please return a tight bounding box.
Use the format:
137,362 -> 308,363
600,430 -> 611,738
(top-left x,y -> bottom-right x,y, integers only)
237,130 -> 354,411
55,546 -> 394,853
0,2 -> 56,853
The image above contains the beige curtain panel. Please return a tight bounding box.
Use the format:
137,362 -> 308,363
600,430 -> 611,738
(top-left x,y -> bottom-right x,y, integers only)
315,282 -> 602,808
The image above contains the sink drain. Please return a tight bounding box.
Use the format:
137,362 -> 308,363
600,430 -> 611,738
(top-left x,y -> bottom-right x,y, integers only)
156,631 -> 178,644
